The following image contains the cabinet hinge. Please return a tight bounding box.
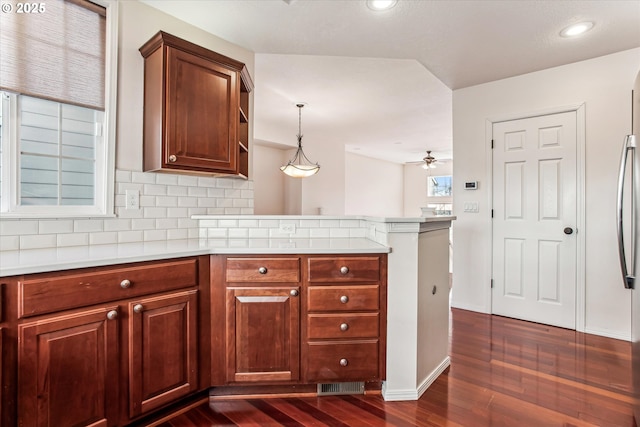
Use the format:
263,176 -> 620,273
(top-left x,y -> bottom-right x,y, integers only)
491,139 -> 494,149
491,279 -> 494,289
491,209 -> 494,218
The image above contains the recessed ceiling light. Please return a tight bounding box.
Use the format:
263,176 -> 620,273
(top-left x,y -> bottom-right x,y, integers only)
560,22 -> 594,38
366,0 -> 398,11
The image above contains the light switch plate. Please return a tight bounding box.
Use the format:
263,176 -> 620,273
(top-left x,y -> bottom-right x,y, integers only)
463,202 -> 479,213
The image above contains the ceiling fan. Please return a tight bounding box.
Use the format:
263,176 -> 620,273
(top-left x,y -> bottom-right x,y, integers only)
406,150 -> 441,169
421,151 -> 437,169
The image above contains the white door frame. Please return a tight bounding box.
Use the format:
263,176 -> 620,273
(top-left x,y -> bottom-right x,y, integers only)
485,104 -> 586,332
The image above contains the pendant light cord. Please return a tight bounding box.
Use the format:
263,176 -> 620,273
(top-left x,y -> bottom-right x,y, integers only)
297,104 -> 304,147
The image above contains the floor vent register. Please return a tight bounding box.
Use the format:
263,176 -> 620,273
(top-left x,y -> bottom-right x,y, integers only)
317,382 -> 365,396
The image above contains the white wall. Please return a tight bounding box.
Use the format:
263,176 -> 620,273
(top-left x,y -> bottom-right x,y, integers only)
252,144 -> 286,214
452,48 -> 640,340
300,139 -> 345,215
345,153 -> 404,217
403,161 -> 453,217
0,1 -> 258,252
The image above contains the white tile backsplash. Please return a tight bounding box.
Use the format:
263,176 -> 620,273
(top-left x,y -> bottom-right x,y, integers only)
39,220 -> 74,234
20,234 -> 57,250
0,169 -> 255,251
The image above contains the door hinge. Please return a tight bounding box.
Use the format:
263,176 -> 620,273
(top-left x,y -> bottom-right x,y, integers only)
491,279 -> 494,289
491,139 -> 494,149
491,209 -> 494,218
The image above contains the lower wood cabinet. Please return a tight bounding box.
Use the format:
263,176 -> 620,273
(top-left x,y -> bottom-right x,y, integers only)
18,305 -> 120,427
216,254 -> 387,387
127,290 -> 199,418
2,251 -> 387,426
11,256 -> 207,427
304,256 -> 386,383
226,287 -> 300,383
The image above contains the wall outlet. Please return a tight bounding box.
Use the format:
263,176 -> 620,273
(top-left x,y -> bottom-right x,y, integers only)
125,190 -> 140,210
279,223 -> 296,234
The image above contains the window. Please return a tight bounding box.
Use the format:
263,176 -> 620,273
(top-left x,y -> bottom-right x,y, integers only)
427,175 -> 452,215
0,0 -> 117,217
428,175 -> 452,198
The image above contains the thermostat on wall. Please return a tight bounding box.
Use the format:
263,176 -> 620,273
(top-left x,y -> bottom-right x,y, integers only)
464,181 -> 478,190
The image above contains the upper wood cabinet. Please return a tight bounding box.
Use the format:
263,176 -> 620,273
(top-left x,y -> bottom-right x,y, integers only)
139,31 -> 253,178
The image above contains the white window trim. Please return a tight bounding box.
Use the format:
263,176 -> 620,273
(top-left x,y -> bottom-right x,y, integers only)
0,0 -> 118,219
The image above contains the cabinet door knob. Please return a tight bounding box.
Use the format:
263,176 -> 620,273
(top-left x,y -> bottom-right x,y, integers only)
133,304 -> 144,314
290,289 -> 299,297
120,279 -> 131,289
340,295 -> 349,304
168,154 -> 177,163
340,323 -> 349,331
258,267 -> 268,274
340,266 -> 349,275
106,310 -> 118,320
339,358 -> 349,367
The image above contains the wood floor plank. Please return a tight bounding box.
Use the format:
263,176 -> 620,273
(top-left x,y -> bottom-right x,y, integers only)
160,308 -> 636,427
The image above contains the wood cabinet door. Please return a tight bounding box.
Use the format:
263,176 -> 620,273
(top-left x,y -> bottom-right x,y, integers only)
166,46 -> 238,173
18,306 -> 120,427
128,290 -> 198,418
226,287 -> 300,383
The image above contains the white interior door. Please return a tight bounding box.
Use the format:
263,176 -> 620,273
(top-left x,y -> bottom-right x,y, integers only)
492,111 -> 577,329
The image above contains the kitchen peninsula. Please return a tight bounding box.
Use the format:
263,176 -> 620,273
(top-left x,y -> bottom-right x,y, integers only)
0,214 -> 453,426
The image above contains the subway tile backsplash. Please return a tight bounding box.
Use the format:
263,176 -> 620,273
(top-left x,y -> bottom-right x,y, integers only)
0,169 -> 255,251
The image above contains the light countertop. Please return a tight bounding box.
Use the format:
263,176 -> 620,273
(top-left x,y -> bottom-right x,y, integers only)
0,238 -> 389,277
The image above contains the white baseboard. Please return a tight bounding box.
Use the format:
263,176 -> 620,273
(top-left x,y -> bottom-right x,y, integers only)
381,356 -> 451,402
583,327 -> 631,342
416,356 -> 450,398
449,301 -> 489,314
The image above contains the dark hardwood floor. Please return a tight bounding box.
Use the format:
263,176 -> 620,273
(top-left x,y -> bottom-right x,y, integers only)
157,308 -> 635,427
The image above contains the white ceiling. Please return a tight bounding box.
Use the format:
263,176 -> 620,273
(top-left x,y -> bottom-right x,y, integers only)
140,0 -> 640,164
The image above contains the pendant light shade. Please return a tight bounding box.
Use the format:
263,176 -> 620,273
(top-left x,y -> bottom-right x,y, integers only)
281,104 -> 320,178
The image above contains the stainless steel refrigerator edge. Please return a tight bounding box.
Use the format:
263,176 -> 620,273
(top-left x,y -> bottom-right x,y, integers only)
634,70 -> 640,427
618,70 -> 640,426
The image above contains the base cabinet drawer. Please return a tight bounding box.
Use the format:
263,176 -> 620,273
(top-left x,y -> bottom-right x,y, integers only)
307,257 -> 380,282
307,313 -> 379,339
306,341 -> 380,382
307,286 -> 379,312
226,257 -> 300,283
19,258 -> 198,318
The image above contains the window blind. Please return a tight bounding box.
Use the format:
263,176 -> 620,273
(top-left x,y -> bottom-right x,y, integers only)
0,0 -> 106,110
19,94 -> 100,206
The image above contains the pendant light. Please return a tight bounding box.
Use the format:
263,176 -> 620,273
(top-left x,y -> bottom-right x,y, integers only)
280,103 -> 320,178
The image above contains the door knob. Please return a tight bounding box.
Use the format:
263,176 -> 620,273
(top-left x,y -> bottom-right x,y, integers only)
564,227 -> 574,235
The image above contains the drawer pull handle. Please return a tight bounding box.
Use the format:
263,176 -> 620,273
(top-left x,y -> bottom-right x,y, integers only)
340,323 -> 349,331
133,304 -> 144,314
340,358 -> 349,367
258,267 -> 268,274
340,295 -> 349,304
290,289 -> 299,297
340,266 -> 349,275
106,310 -> 118,320
120,279 -> 131,289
